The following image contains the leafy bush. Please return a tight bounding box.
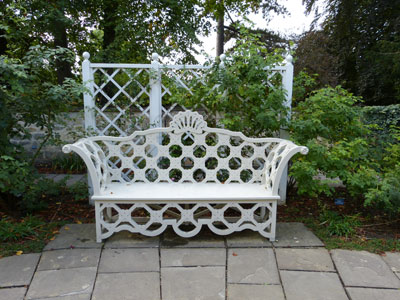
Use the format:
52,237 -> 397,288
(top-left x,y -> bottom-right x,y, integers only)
0,156 -> 71,213
171,25 -> 288,137
0,46 -> 84,162
0,155 -> 33,199
289,86 -> 378,197
0,46 -> 85,213
319,208 -> 361,237
362,105 -> 400,138
51,153 -> 86,173
68,181 -> 89,201
364,127 -> 400,215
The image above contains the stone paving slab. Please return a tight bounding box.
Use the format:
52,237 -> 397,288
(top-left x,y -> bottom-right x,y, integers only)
227,248 -> 280,284
331,249 -> 400,288
0,253 -> 40,287
346,287 -> 400,300
161,228 -> 225,248
276,248 -> 335,271
281,270 -> 348,300
227,284 -> 284,300
104,231 -> 159,248
38,248 -> 101,270
30,295 -> 91,300
44,224 -> 101,250
0,287 -> 26,300
226,230 -> 272,247
26,267 -> 97,299
42,174 -> 85,187
161,248 -> 225,267
382,252 -> 400,272
98,248 -> 159,272
92,272 -> 160,300
161,266 -> 225,300
273,222 -> 324,247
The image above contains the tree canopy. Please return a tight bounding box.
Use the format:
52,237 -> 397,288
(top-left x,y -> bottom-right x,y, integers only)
300,0 -> 400,105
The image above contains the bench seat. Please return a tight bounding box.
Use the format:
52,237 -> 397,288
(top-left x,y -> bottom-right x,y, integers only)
63,111 -> 308,242
92,183 -> 280,202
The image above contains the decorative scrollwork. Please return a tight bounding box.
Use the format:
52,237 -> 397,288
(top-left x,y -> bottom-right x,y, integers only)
170,111 -> 207,133
96,202 -> 276,241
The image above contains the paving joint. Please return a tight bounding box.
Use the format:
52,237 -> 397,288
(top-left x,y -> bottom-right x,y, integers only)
89,244 -> 103,300
3,224 -> 400,300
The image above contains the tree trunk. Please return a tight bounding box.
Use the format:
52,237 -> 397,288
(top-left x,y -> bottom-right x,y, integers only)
216,14 -> 224,57
102,0 -> 118,61
53,24 -> 72,84
50,2 -> 72,84
0,28 -> 7,55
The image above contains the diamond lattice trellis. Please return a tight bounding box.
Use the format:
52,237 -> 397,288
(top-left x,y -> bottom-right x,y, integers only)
81,52 -> 294,201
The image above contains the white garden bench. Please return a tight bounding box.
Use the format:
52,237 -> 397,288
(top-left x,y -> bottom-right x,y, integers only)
63,111 -> 308,242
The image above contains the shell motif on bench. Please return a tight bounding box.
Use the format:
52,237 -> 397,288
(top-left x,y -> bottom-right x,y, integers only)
63,111 -> 308,242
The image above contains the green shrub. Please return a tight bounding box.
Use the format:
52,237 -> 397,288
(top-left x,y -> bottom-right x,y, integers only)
289,86 -> 377,197
319,205 -> 361,237
364,127 -> 400,215
362,105 -> 400,138
0,155 -> 70,213
0,155 -> 33,199
170,25 -> 288,137
68,181 -> 89,201
51,153 -> 86,173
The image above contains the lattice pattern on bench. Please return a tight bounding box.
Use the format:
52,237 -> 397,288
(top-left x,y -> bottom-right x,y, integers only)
63,111 -> 308,242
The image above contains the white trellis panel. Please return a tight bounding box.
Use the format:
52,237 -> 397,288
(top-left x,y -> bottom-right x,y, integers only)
81,52 -> 294,201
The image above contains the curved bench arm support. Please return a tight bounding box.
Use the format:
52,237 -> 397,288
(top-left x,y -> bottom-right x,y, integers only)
63,139 -> 109,195
264,142 -> 308,196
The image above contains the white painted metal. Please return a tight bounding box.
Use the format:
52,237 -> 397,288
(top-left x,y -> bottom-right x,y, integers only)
82,52 -> 96,132
64,111 -> 307,242
149,53 -> 162,128
81,52 -> 294,201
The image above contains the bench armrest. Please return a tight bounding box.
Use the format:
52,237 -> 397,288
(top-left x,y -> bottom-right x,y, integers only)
62,139 -> 109,195
264,141 -> 308,195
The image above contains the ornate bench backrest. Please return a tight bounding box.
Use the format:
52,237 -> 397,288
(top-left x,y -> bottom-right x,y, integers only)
86,111 -> 291,188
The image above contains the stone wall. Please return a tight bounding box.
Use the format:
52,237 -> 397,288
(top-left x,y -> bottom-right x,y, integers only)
11,112 -> 86,163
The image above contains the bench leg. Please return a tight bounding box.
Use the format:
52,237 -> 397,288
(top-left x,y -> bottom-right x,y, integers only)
269,201 -> 277,242
95,202 -> 103,243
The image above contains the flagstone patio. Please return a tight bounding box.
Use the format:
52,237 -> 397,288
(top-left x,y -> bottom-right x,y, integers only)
1,223 -> 400,300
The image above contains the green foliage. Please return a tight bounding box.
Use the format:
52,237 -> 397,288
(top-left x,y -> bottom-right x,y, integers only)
171,25 -> 287,137
0,45 -> 85,213
51,153 -> 86,173
0,46 -> 84,161
364,127 -> 400,215
289,85 -> 400,216
0,155 -> 33,198
319,204 -> 361,237
22,177 -> 68,212
67,181 -> 89,202
0,215 -> 44,242
299,217 -> 400,253
0,216 -> 65,257
0,156 -> 75,213
292,70 -> 318,104
365,165 -> 400,216
362,105 -> 400,139
303,0 -> 400,105
289,86 -> 378,197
